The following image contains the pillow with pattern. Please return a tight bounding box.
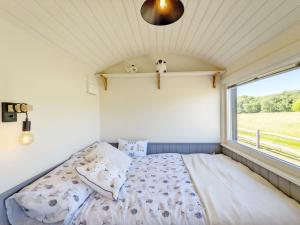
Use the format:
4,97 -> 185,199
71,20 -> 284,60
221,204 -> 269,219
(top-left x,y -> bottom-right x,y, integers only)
75,158 -> 126,200
13,156 -> 93,224
118,139 -> 148,157
84,142 -> 132,172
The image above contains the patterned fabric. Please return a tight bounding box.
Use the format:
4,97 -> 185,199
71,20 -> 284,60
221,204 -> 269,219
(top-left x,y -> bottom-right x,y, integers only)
76,158 -> 127,201
69,153 -> 207,225
118,139 -> 148,157
71,143 -> 98,158
12,144 -> 98,224
84,142 -> 132,172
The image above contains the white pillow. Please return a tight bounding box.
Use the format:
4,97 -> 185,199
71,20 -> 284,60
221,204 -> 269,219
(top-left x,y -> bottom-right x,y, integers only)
76,159 -> 126,200
118,139 -> 148,157
84,142 -> 132,172
13,158 -> 93,223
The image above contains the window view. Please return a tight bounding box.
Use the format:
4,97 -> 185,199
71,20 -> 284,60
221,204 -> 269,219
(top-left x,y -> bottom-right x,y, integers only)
230,68 -> 300,166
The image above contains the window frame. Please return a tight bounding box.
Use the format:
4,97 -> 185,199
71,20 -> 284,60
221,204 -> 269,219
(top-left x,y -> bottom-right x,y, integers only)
221,62 -> 300,186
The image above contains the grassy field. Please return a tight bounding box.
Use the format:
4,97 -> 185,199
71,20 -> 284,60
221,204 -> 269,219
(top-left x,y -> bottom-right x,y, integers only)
237,112 -> 300,164
238,130 -> 300,150
238,112 -> 300,137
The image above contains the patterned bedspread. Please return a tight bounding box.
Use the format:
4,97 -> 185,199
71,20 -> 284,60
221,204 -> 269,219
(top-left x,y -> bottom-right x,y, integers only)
69,153 -> 207,225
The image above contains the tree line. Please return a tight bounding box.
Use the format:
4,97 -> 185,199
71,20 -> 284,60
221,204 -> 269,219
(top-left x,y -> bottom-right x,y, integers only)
237,90 -> 300,113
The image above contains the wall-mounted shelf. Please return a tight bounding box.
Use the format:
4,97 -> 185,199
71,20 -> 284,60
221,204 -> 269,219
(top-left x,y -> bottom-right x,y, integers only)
96,70 -> 225,90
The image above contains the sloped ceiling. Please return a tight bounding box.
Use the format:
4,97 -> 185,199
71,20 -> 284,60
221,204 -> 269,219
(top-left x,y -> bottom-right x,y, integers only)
0,0 -> 300,72
103,54 -> 219,73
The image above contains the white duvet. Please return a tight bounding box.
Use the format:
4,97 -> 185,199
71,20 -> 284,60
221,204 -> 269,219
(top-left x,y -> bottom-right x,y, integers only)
183,154 -> 300,225
69,153 -> 207,225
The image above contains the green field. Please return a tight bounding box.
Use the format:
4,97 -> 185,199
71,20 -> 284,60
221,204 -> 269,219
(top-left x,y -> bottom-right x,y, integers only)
237,112 -> 300,164
238,112 -> 300,137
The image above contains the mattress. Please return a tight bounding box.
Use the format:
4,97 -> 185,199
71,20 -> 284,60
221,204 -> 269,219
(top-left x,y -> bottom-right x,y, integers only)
8,146 -> 299,225
6,152 -> 207,225
68,153 -> 208,225
183,154 -> 300,225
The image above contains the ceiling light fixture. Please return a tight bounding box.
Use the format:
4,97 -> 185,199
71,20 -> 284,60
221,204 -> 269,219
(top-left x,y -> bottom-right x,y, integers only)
141,0 -> 184,26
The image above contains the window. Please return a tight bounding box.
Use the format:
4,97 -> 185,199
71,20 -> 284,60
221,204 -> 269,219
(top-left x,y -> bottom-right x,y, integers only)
227,66 -> 300,166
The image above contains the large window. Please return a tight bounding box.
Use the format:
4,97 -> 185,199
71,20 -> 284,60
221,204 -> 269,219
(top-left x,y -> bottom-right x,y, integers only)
227,66 -> 300,166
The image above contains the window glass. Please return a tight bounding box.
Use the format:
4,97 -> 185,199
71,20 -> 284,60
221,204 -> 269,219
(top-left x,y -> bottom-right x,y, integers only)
228,68 -> 300,166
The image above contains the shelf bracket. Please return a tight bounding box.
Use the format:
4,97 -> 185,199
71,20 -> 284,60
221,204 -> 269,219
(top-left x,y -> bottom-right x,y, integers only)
156,72 -> 160,90
100,74 -> 108,91
212,72 -> 219,88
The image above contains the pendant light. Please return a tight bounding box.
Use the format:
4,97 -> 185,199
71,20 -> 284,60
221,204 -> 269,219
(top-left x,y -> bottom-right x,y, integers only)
141,0 -> 184,26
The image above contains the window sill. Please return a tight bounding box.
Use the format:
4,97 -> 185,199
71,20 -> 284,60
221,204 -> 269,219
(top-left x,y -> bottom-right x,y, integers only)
222,141 -> 300,186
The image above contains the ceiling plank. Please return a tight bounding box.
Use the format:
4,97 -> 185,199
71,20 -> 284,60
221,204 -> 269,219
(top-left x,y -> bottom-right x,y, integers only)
0,0 -> 299,72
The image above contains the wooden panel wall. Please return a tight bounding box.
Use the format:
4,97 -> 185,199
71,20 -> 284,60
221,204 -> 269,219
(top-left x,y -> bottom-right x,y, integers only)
222,147 -> 300,203
110,143 -> 221,155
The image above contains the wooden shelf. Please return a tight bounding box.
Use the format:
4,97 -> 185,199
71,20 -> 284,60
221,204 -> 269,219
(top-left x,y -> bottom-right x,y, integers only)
97,70 -> 224,78
96,70 -> 225,91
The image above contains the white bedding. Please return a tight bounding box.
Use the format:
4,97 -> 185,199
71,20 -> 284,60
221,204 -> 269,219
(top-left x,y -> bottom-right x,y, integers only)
7,146 -> 300,225
69,153 -> 208,225
77,143 -> 132,200
183,154 -> 300,225
6,144 -> 98,225
5,198 -> 63,225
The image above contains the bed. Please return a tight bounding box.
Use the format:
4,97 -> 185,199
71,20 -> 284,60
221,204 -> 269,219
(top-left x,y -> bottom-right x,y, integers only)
5,143 -> 300,225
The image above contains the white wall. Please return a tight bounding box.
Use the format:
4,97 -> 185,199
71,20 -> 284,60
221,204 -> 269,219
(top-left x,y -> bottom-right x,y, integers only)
0,18 -> 100,193
100,76 -> 220,143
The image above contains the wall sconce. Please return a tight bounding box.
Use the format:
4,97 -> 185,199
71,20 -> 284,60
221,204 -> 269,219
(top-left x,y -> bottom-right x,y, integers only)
2,102 -> 34,145
19,113 -> 34,145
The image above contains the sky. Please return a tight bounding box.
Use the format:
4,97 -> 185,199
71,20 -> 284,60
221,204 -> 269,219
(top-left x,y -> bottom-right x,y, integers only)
237,68 -> 300,97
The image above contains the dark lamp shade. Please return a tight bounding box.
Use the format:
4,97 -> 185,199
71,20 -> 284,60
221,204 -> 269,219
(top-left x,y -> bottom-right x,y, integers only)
141,0 -> 184,26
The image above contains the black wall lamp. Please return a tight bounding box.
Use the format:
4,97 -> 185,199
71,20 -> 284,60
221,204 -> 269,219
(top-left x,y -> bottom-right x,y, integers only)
2,102 -> 34,145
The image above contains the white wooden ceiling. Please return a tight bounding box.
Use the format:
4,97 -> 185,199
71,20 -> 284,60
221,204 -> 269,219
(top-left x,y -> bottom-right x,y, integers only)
0,0 -> 300,72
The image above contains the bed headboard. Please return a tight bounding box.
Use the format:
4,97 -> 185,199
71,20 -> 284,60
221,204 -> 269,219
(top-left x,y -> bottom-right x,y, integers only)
111,142 -> 221,155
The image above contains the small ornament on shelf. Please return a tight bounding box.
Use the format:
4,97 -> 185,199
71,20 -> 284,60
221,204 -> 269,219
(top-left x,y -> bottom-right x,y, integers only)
125,64 -> 138,73
155,59 -> 167,75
